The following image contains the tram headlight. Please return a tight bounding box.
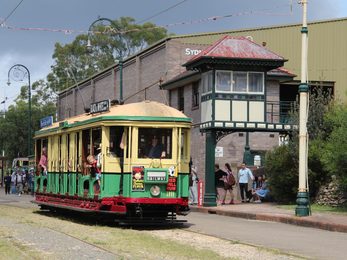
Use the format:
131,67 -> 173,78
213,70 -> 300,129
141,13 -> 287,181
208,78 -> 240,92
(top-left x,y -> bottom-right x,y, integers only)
150,185 -> 160,197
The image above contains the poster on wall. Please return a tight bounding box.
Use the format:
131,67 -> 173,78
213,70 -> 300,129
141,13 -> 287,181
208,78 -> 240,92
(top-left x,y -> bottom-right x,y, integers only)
215,146 -> 223,157
132,166 -> 144,191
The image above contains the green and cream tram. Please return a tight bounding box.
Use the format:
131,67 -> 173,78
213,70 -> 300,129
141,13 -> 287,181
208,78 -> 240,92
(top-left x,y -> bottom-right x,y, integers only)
34,100 -> 191,222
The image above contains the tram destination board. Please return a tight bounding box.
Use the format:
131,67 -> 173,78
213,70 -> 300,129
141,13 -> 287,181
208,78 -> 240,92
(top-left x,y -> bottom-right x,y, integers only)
145,169 -> 168,183
90,100 -> 110,114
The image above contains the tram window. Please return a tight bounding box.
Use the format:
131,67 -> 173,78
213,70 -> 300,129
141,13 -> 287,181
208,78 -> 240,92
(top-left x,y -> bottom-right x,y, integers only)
109,126 -> 125,157
81,128 -> 102,175
82,129 -> 90,157
180,129 -> 189,160
59,136 -> 62,172
92,128 -> 102,155
138,128 -> 172,159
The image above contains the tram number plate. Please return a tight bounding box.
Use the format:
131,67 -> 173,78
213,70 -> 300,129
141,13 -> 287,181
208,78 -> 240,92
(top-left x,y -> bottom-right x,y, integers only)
147,171 -> 166,181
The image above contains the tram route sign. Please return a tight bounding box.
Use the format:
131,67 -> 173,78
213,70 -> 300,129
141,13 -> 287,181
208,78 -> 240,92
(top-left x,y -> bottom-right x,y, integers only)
40,116 -> 53,128
90,100 -> 110,114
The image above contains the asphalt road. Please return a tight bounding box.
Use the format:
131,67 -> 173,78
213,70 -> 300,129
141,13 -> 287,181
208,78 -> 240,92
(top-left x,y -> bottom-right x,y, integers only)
184,212 -> 347,260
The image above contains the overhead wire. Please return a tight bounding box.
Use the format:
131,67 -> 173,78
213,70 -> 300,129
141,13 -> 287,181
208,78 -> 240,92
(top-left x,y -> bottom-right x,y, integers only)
0,3 -> 292,35
136,0 -> 189,24
0,0 -> 25,26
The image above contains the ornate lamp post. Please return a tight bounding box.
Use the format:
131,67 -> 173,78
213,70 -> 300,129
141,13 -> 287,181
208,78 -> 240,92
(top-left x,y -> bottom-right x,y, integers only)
296,0 -> 310,216
87,17 -> 123,102
7,64 -> 32,156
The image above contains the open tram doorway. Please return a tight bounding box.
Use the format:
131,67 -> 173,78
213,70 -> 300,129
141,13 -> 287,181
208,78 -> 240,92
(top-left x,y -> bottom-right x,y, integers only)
35,139 -> 48,174
81,128 -> 102,196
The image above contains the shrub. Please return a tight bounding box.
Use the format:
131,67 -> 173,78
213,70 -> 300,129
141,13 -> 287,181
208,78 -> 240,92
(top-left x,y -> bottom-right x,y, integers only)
321,104 -> 347,191
264,87 -> 333,203
265,145 -> 298,203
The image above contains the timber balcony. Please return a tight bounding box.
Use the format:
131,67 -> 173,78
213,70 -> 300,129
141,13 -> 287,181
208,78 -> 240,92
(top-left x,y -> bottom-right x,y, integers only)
199,100 -> 298,133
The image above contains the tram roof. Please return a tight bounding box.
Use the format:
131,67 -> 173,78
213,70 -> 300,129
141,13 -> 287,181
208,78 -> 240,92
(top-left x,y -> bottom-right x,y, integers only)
36,101 -> 191,136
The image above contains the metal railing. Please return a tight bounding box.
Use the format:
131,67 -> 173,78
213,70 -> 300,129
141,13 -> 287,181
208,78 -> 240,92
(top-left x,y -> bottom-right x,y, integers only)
266,101 -> 297,124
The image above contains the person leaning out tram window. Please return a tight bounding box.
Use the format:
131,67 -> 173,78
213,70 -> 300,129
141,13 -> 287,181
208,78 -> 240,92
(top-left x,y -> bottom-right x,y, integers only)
38,147 -> 48,175
86,154 -> 97,176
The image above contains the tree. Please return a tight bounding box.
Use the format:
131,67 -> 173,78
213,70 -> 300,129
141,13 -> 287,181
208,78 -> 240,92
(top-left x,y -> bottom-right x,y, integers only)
320,104 -> 347,190
0,82 -> 56,160
265,87 -> 333,202
47,17 -> 170,93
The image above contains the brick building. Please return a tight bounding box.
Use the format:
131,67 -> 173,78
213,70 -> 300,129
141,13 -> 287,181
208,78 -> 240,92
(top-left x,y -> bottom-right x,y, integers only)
58,33 -> 295,179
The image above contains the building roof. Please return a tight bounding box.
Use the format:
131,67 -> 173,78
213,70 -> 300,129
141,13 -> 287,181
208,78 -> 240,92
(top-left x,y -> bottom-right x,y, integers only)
183,35 -> 286,71
160,70 -> 200,90
187,36 -> 285,62
268,67 -> 296,77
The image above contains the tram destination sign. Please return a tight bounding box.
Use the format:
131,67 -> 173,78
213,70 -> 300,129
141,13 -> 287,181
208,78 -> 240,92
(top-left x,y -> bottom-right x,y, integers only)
144,169 -> 168,183
40,116 -> 53,128
90,100 -> 110,114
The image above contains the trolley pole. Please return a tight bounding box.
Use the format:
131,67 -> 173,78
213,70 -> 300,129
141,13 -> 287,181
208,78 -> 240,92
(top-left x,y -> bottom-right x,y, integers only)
296,0 -> 310,216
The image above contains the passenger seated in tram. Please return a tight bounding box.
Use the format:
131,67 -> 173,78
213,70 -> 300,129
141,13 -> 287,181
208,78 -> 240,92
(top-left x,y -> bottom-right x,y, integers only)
145,135 -> 166,159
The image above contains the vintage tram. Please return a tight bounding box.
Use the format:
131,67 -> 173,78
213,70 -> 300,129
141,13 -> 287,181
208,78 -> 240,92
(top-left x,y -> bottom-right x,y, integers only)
33,100 -> 191,223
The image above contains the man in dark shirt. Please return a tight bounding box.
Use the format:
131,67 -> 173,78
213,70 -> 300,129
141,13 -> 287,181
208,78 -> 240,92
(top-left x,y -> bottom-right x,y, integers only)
215,164 -> 227,205
146,136 -> 165,158
4,172 -> 12,195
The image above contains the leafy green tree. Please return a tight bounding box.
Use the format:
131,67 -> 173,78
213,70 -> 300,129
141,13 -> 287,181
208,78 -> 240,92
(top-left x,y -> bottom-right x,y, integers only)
265,87 -> 333,202
320,104 -> 347,190
47,17 -> 169,93
0,82 -> 56,160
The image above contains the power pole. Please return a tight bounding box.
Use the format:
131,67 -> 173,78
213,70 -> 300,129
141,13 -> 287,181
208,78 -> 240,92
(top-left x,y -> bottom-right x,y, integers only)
296,0 -> 310,216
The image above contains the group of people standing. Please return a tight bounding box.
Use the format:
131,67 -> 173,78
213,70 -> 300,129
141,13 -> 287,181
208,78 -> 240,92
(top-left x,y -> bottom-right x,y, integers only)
4,168 -> 35,196
216,162 -> 269,204
189,161 -> 269,206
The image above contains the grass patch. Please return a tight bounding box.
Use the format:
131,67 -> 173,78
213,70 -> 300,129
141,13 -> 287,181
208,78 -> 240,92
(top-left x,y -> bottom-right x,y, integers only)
277,203 -> 347,214
0,206 -> 226,260
0,228 -> 43,260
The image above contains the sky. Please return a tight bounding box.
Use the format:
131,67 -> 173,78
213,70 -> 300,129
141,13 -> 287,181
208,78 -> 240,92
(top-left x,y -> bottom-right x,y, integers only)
1,0 -> 347,108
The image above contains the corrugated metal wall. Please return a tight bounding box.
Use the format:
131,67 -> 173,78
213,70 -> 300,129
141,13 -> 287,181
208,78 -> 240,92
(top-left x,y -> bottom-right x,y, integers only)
177,18 -> 347,101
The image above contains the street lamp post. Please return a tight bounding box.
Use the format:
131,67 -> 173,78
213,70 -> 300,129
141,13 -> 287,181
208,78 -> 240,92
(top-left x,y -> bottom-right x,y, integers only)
296,0 -> 310,216
87,17 -> 123,102
7,64 -> 32,156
